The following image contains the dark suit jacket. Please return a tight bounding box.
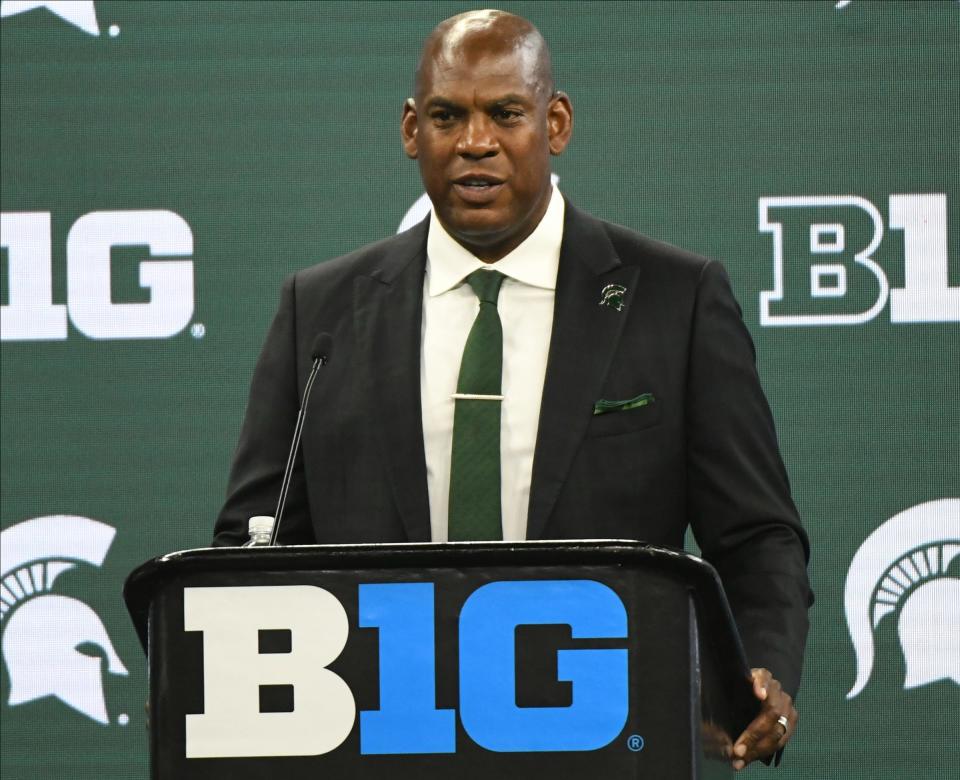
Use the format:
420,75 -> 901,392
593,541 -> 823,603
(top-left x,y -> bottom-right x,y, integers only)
213,202 -> 813,697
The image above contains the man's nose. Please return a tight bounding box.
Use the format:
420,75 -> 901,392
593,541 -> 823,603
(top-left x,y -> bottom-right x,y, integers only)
456,114 -> 498,159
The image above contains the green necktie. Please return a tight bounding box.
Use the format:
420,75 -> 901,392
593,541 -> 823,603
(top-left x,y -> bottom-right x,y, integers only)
448,269 -> 506,541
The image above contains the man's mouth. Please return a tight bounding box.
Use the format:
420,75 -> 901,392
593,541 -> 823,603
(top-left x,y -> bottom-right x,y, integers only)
452,175 -> 504,203
454,174 -> 504,186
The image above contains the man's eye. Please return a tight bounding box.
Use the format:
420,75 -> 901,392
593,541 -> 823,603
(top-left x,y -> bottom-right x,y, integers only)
431,111 -> 454,122
494,109 -> 523,122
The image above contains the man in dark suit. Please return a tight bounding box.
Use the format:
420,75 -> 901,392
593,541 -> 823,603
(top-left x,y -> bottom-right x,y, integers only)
214,10 -> 811,770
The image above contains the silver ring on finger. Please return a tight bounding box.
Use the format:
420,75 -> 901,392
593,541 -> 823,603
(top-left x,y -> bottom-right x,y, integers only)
776,715 -> 789,735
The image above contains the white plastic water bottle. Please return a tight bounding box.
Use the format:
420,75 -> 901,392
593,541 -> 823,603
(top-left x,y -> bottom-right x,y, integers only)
242,515 -> 275,547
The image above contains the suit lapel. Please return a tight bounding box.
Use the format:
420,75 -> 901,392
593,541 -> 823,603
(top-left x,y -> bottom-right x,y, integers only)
526,205 -> 640,539
354,222 -> 432,542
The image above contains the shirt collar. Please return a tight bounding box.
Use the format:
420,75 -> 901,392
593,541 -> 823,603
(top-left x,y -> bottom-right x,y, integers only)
426,185 -> 565,297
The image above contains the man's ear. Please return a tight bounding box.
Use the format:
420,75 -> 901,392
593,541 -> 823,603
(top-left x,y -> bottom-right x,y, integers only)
401,98 -> 419,159
547,91 -> 573,156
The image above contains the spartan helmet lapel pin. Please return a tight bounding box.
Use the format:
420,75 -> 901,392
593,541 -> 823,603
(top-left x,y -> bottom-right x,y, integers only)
599,284 -> 627,312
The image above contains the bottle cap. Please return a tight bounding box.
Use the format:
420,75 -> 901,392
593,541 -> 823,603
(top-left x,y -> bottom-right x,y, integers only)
248,515 -> 275,535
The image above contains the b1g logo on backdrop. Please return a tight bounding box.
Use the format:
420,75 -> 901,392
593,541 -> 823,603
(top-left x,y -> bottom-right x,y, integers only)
0,210 -> 195,341
758,194 -> 959,326
184,579 -> 628,758
0,515 -> 129,725
844,498 -> 960,700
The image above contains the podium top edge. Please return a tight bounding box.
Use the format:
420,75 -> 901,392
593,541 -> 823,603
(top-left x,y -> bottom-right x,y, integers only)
143,538 -> 708,575
123,539 -> 720,612
160,538 -> 695,559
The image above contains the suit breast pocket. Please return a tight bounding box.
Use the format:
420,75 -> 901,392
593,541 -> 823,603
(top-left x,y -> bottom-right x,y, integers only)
585,397 -> 663,439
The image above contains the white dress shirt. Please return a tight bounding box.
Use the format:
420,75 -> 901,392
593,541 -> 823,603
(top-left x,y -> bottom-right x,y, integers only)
421,186 -> 565,542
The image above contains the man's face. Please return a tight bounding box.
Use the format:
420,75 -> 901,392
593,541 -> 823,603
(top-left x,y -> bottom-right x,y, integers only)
402,42 -> 572,261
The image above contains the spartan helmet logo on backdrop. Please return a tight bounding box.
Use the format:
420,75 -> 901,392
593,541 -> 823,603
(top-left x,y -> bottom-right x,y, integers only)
0,1 -> 101,36
0,515 -> 128,724
844,498 -> 960,699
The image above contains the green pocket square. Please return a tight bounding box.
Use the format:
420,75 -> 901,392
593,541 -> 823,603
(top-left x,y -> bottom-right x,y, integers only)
592,393 -> 656,415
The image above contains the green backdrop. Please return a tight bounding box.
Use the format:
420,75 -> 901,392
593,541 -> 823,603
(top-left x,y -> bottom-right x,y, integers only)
2,1 -> 957,777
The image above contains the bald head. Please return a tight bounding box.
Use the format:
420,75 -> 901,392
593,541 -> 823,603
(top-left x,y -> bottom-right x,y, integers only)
401,9 -> 572,263
415,10 -> 554,102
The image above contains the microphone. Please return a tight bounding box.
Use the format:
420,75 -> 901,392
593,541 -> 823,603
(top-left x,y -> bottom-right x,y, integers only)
269,332 -> 333,545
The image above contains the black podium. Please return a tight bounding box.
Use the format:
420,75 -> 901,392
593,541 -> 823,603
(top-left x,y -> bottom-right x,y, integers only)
124,540 -> 757,779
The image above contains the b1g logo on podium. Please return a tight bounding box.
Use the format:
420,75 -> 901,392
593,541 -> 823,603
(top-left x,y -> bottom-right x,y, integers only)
758,194 -> 959,326
183,580 -> 629,759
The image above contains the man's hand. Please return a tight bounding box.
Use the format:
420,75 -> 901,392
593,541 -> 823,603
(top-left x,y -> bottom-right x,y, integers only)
731,668 -> 797,771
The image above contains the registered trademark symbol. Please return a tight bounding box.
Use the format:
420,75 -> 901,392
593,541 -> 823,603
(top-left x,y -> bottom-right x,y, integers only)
191,323 -> 206,339
109,24 -> 120,37
117,713 -> 129,726
627,734 -> 644,752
